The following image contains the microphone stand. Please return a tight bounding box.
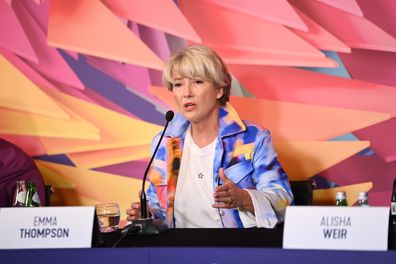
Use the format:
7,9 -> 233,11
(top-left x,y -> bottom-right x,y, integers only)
122,111 -> 174,236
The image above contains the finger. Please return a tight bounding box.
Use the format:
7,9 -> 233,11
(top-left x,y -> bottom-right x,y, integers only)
218,168 -> 230,183
214,196 -> 232,204
126,207 -> 139,215
212,202 -> 233,209
215,184 -> 229,192
126,215 -> 139,221
126,211 -> 138,221
213,190 -> 228,198
131,202 -> 140,209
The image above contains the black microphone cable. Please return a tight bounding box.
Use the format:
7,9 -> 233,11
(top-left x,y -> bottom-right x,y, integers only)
111,225 -> 141,248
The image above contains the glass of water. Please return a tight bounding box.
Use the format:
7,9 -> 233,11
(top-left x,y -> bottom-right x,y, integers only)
95,203 -> 120,233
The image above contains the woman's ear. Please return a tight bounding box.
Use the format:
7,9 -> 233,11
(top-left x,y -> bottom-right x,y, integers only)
216,88 -> 224,99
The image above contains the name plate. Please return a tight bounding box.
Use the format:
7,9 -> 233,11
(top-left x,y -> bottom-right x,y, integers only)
0,206 -> 95,249
283,206 -> 389,251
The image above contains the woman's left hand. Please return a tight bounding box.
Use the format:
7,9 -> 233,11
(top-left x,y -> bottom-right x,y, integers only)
212,168 -> 254,213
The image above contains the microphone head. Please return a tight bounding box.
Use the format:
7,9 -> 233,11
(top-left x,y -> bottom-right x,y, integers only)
165,110 -> 174,122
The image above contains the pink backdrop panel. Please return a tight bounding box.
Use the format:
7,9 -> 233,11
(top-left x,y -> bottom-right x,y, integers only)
320,155 -> 396,206
290,7 -> 350,53
12,0 -> 85,90
209,0 -> 308,31
354,118 -> 396,163
180,0 -> 324,58
358,0 -> 396,38
0,0 -> 37,62
315,0 -> 363,17
47,0 -> 163,70
339,48 -> 396,88
291,0 -> 396,52
0,47 -> 56,90
0,134 -> 47,156
228,65 -> 396,116
102,0 -> 201,42
217,47 -> 337,67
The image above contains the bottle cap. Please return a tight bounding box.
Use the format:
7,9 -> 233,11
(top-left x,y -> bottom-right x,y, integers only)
336,191 -> 346,200
358,192 -> 368,200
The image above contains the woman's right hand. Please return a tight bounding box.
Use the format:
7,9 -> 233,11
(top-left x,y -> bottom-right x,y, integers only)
126,201 -> 142,221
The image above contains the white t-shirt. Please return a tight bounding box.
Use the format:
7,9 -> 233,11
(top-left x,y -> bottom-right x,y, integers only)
174,127 -> 223,228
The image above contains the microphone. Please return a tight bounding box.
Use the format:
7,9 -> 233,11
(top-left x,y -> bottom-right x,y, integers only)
123,110 -> 174,236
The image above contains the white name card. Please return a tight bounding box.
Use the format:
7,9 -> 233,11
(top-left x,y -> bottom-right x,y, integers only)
0,206 -> 95,249
283,206 -> 389,251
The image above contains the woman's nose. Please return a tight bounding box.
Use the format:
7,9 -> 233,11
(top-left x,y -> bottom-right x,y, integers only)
183,81 -> 193,98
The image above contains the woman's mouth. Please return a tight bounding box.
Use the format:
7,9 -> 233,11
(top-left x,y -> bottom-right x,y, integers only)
183,102 -> 196,111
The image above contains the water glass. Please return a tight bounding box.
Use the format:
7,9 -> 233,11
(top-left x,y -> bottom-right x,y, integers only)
95,203 -> 120,233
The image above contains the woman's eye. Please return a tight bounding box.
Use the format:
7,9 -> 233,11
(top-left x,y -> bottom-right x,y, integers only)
193,80 -> 204,85
173,83 -> 182,88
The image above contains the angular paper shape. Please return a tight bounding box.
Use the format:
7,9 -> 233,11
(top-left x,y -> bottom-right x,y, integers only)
290,7 -> 350,53
85,56 -> 156,102
0,134 -> 47,156
40,89 -> 162,154
60,44 -> 165,125
48,0 -> 163,70
0,47 -> 57,90
291,0 -> 396,52
36,160 -> 142,220
102,0 -> 201,42
12,1 -> 85,90
275,141 -> 370,181
313,182 -> 373,206
320,155 -> 396,206
0,55 -> 69,119
231,96 -> 389,141
339,49 -> 396,88
149,86 -> 390,141
358,0 -> 396,40
316,0 -> 363,17
209,0 -> 308,31
19,0 -> 49,32
67,145 -> 151,169
217,47 -> 338,68
138,24 -> 172,88
227,65 -> 396,117
354,118 -> 396,163
179,0 -> 324,58
36,161 -> 76,189
0,103 -> 100,140
82,87 -> 136,118
95,159 -> 148,179
0,0 -> 37,62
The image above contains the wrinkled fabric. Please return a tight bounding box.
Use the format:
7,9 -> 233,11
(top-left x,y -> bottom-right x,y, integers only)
0,139 -> 45,207
146,103 -> 293,228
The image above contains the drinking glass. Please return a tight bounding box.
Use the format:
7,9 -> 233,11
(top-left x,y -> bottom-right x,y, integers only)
95,203 -> 120,233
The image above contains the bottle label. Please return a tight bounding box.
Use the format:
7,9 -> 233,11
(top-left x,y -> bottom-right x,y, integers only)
15,191 -> 26,206
16,191 -> 26,203
391,202 -> 396,215
32,192 -> 41,206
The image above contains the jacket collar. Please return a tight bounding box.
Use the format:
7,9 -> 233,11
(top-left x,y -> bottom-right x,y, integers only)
165,103 -> 246,139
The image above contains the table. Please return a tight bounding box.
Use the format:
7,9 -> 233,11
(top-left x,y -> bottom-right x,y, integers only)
1,228 -> 396,264
101,227 -> 283,247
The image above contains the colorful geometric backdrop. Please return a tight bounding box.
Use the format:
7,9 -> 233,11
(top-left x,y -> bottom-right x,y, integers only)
1,0 -> 396,220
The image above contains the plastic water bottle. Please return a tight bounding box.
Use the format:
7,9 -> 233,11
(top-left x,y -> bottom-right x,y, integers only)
335,191 -> 347,206
357,192 -> 369,207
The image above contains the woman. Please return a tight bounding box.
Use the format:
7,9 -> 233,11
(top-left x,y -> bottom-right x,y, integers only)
126,44 -> 293,228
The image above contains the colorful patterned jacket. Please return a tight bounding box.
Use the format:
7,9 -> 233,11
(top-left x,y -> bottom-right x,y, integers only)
146,103 -> 293,227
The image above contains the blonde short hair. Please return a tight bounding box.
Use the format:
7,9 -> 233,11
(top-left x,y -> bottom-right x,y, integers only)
163,44 -> 231,106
